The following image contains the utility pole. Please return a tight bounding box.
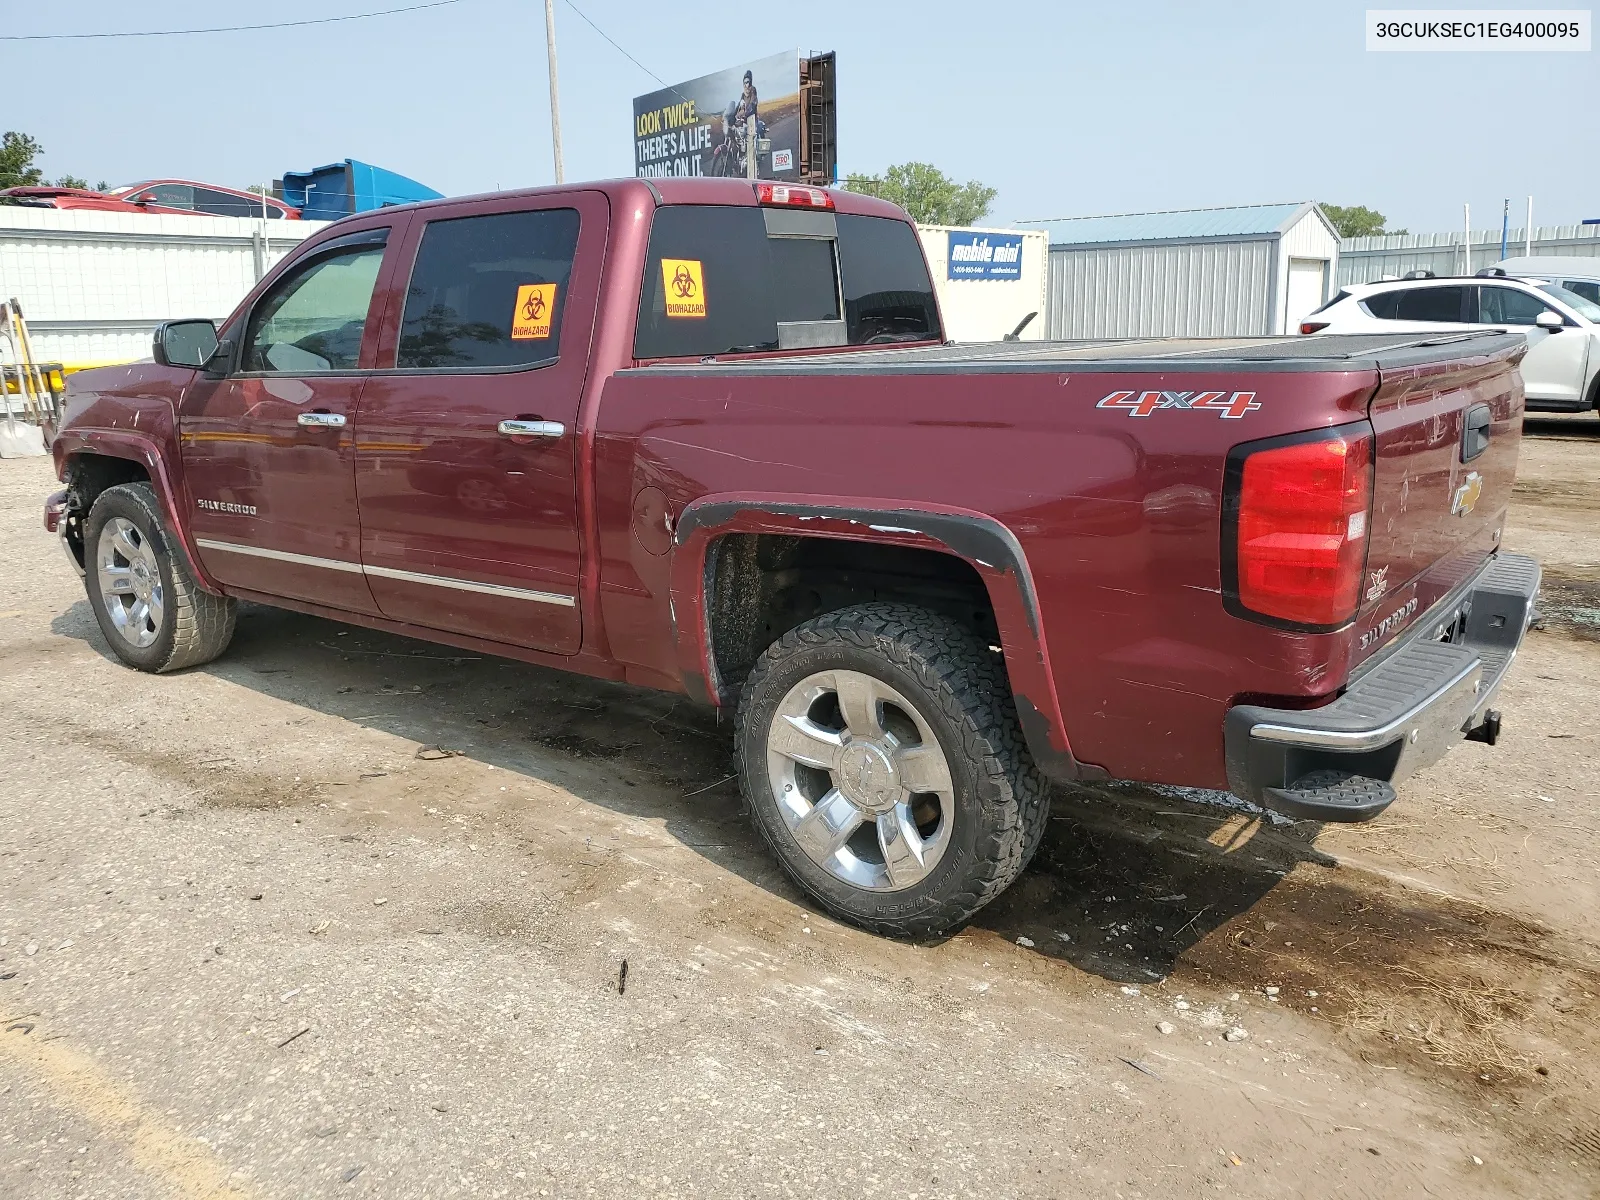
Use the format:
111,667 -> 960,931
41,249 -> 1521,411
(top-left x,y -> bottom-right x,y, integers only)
260,182 -> 271,281
1500,198 -> 1509,262
1525,196 -> 1534,256
1463,203 -> 1471,275
543,0 -> 565,184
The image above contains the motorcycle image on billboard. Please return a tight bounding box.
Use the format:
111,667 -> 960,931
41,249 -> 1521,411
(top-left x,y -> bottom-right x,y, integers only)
633,50 -> 802,181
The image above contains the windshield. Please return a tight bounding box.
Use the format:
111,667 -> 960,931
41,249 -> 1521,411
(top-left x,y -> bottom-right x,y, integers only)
1539,282 -> 1600,323
106,182 -> 149,197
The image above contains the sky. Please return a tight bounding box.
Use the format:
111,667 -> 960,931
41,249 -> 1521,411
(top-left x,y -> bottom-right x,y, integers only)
5,0 -> 1596,233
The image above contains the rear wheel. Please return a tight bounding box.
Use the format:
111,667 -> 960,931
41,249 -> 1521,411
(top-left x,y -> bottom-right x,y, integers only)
84,482 -> 236,673
735,603 -> 1049,939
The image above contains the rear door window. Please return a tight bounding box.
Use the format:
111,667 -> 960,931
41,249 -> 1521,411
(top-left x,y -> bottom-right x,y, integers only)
634,205 -> 940,359
395,208 -> 580,370
1395,286 -> 1467,322
1560,279 -> 1600,305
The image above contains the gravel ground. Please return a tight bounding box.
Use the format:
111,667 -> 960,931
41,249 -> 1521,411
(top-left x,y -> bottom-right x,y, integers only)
2,423 -> 1598,1199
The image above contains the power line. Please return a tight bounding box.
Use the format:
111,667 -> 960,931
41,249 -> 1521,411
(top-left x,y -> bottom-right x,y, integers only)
559,0 -> 678,95
0,0 -> 465,41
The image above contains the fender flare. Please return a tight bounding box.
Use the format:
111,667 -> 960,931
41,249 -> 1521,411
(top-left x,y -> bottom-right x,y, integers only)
669,495 -> 1107,784
53,427 -> 222,595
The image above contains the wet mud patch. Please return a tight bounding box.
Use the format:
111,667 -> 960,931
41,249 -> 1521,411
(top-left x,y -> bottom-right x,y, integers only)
981,780 -> 1600,1160
57,715 -> 321,813
1536,571 -> 1600,641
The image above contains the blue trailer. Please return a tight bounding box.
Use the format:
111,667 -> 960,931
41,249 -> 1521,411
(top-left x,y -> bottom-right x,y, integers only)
275,160 -> 442,221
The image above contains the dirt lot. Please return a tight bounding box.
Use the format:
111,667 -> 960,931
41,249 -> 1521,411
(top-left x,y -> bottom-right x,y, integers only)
2,417 -> 1599,1199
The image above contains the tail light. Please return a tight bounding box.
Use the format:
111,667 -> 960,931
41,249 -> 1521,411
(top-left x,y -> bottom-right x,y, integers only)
1224,426 -> 1374,629
755,182 -> 834,209
1299,321 -> 1330,334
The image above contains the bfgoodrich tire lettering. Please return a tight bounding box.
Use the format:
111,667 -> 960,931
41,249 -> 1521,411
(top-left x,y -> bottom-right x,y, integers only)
83,482 -> 236,673
735,602 -> 1049,938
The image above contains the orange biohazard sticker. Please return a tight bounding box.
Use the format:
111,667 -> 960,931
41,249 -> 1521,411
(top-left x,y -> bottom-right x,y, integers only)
511,283 -> 557,340
661,258 -> 706,318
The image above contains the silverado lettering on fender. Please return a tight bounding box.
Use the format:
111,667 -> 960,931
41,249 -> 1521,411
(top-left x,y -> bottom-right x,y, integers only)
43,178 -> 1541,938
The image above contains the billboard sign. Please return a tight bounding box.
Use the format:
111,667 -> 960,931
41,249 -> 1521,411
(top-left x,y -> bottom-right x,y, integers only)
633,50 -> 802,181
946,231 -> 1026,281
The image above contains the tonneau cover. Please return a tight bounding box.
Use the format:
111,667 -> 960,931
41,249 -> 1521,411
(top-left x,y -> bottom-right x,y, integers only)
630,331 -> 1527,375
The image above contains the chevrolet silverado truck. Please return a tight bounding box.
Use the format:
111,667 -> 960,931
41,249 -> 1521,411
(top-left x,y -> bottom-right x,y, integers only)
43,178 -> 1540,938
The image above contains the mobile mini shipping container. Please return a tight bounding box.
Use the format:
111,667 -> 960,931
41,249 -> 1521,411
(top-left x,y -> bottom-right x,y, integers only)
917,225 -> 1048,342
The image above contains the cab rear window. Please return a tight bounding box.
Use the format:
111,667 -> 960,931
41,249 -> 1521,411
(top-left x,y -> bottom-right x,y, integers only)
633,205 -> 940,359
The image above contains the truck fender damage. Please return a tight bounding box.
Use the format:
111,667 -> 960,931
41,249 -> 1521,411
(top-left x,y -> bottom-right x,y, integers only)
52,428 -> 223,595
667,496 -> 1107,784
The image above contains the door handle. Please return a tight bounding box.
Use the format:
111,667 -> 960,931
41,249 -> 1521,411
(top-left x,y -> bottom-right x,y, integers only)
498,419 -> 565,438
297,411 -> 347,428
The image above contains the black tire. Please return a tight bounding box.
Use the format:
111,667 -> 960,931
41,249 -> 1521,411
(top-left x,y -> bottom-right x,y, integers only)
83,482 -> 236,673
735,602 -> 1049,939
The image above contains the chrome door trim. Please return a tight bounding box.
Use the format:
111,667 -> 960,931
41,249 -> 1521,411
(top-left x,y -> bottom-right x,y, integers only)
194,540 -> 576,607
363,565 -> 576,607
195,538 -> 364,574
297,412 -> 348,428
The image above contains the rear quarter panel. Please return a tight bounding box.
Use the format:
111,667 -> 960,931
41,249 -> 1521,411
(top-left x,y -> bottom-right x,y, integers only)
594,364 -> 1383,789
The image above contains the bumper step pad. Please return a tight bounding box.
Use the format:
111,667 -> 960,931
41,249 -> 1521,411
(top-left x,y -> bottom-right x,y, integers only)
1225,551 -> 1540,814
1261,769 -> 1397,823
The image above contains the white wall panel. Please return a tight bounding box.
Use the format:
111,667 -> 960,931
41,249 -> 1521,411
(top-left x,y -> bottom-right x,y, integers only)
0,209 -> 327,366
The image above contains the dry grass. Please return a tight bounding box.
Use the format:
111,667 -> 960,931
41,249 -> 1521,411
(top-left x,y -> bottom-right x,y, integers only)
1345,965 -> 1534,1077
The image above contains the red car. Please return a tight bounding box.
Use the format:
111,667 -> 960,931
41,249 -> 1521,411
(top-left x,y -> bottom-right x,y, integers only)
42,177 -> 1539,938
0,179 -> 299,218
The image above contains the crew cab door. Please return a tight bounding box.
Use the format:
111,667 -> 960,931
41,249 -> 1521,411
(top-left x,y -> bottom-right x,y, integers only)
1469,284 -> 1588,404
179,224 -> 400,613
353,191 -> 607,653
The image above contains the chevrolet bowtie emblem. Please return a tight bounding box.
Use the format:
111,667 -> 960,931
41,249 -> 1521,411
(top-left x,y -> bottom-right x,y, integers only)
1451,471 -> 1484,518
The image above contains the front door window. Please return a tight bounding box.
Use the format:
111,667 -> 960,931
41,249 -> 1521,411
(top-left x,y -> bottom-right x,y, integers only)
243,242 -> 387,373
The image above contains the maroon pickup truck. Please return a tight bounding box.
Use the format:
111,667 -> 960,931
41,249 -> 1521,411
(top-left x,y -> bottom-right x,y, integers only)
43,178 -> 1540,938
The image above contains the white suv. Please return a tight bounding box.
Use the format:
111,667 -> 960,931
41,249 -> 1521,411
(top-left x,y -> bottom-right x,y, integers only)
1303,274 -> 1600,413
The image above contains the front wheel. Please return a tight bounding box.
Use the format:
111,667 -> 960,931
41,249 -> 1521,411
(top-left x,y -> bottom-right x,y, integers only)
83,482 -> 236,672
735,603 -> 1049,939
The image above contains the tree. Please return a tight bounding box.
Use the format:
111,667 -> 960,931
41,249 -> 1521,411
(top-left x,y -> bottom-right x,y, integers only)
55,174 -> 89,190
1321,203 -> 1407,239
0,132 -> 44,189
845,162 -> 997,226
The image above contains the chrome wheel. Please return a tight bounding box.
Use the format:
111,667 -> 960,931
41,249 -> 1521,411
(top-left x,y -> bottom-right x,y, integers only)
96,517 -> 164,649
766,669 -> 955,892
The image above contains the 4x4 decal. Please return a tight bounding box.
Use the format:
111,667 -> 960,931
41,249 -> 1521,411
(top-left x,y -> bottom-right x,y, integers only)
1097,389 -> 1261,419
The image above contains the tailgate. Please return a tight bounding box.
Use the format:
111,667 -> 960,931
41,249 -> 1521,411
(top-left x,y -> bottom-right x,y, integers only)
1358,340 -> 1525,659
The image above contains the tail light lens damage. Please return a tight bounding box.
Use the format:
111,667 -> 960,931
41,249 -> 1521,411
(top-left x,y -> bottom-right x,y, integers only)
1223,425 -> 1374,630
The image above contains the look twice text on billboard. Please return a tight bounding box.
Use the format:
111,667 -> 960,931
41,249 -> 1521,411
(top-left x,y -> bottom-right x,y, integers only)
633,50 -> 837,185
